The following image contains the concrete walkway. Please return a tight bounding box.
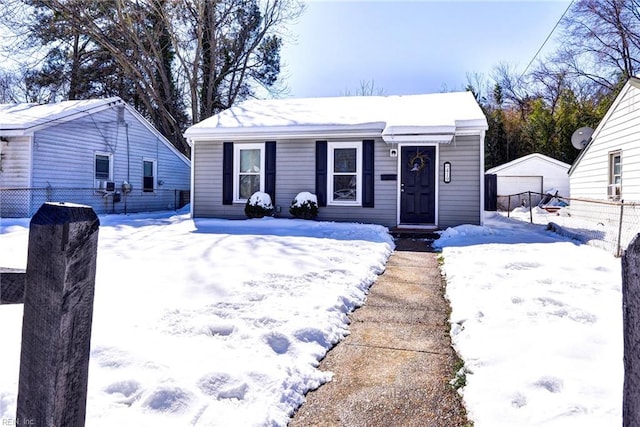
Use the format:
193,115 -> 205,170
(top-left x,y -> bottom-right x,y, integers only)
289,239 -> 469,427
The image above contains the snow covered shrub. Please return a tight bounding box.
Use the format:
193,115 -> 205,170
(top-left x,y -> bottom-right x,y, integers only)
289,192 -> 318,220
245,191 -> 274,218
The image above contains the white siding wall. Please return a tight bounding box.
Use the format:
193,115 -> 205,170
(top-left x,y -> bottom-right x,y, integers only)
439,134 -> 482,227
570,84 -> 640,203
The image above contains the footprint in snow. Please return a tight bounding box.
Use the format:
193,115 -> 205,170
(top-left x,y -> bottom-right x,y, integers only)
264,331 -> 291,354
534,376 -> 563,393
511,392 -> 527,408
197,372 -> 248,400
143,386 -> 192,412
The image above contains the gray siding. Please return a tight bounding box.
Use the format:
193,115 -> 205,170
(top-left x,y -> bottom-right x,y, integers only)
314,138 -> 396,227
193,138 -> 398,226
438,135 -> 482,227
192,134 -> 483,228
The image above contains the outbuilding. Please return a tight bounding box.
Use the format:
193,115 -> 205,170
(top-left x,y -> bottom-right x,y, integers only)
0,97 -> 190,217
486,153 -> 570,210
185,91 -> 488,229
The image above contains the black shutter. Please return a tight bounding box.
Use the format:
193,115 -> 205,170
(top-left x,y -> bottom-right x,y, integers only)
315,141 -> 327,207
265,141 -> 277,204
362,140 -> 375,207
222,142 -> 233,205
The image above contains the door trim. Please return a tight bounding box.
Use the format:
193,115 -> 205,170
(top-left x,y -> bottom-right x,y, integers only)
396,143 -> 439,227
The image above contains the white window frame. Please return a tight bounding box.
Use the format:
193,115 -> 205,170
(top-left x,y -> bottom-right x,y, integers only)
142,158 -> 157,194
94,152 -> 113,189
233,143 -> 265,203
608,150 -> 622,200
328,141 -> 362,206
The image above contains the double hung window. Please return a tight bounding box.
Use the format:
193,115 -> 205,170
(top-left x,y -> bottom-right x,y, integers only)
234,143 -> 264,201
328,142 -> 361,206
608,151 -> 621,200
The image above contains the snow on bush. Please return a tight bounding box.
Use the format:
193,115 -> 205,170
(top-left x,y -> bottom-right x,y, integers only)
245,192 -> 274,218
289,192 -> 318,220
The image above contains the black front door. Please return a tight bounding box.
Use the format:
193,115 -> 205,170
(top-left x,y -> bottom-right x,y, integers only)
400,146 -> 436,224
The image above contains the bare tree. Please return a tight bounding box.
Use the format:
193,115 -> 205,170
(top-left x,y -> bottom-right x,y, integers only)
0,0 -> 304,154
557,0 -> 640,91
341,79 -> 386,96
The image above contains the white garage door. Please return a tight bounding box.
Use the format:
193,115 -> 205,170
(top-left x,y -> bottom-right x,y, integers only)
497,176 -> 543,209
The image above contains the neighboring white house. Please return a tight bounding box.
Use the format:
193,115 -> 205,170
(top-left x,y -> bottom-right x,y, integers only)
569,77 -> 640,204
184,91 -> 488,229
486,153 -> 570,210
0,97 -> 191,217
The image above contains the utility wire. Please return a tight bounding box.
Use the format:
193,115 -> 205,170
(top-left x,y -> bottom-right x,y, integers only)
520,0 -> 576,80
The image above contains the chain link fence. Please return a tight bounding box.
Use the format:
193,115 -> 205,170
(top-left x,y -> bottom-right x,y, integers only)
0,187 -> 190,218
498,191 -> 640,257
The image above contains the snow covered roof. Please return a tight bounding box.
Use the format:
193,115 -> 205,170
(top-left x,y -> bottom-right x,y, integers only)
185,91 -> 488,143
0,96 -> 189,165
0,97 -> 123,135
486,153 -> 570,175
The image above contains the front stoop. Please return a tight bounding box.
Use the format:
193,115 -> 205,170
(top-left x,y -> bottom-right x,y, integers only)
288,239 -> 468,427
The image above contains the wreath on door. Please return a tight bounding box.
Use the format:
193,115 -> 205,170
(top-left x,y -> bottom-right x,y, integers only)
408,151 -> 427,174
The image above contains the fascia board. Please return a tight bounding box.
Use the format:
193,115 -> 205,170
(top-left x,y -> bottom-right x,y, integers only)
185,124 -> 385,144
382,134 -> 454,143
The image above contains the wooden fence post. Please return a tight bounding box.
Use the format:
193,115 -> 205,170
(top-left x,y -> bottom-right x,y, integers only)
16,202 -> 99,427
623,233 -> 640,426
0,267 -> 26,304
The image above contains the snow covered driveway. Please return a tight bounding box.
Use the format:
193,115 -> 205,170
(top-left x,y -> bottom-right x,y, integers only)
0,213 -> 393,426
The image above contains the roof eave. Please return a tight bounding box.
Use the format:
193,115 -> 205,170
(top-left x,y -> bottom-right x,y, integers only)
185,123 -> 386,145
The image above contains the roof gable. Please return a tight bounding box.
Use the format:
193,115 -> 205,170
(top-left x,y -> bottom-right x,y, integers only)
486,153 -> 570,175
568,76 -> 640,175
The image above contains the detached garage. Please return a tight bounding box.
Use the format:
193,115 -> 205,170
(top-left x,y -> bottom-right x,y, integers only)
486,153 -> 570,210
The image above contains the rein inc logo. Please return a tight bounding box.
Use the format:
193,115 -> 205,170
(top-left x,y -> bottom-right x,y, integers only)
2,418 -> 35,426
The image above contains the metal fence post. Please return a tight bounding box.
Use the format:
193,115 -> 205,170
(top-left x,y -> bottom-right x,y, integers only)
529,191 -> 533,223
507,194 -> 511,217
16,202 -> 100,427
618,200 -> 626,258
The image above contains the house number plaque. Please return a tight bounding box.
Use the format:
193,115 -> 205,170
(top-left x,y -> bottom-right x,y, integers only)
444,162 -> 451,183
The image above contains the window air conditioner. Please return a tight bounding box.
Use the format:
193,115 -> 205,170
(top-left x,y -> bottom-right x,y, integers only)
96,180 -> 116,192
608,184 -> 621,200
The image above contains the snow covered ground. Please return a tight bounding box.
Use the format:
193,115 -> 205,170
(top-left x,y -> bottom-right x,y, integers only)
0,211 -> 393,426
0,208 -> 623,426
435,211 -> 622,427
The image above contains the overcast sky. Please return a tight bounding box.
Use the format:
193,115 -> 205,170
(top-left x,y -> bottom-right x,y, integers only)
279,0 -> 573,98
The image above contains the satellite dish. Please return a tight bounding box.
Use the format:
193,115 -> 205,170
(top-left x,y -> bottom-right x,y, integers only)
571,127 -> 594,150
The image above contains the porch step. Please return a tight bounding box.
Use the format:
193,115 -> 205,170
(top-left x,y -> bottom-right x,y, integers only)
389,227 -> 440,240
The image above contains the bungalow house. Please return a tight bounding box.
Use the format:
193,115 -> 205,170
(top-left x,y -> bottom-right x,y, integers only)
0,97 -> 190,217
486,153 -> 570,210
184,91 -> 488,229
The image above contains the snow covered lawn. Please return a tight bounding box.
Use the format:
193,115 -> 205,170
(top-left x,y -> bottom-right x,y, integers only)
0,212 -> 393,426
0,209 -> 624,426
435,212 -> 623,427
